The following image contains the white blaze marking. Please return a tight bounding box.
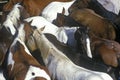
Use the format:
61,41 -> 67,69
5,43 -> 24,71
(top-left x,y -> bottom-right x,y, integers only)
86,38 -> 92,58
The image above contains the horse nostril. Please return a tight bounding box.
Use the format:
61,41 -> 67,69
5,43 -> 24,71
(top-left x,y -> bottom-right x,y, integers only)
32,72 -> 35,76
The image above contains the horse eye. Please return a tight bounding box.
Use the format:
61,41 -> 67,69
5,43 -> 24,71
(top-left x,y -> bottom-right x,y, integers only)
7,27 -> 11,32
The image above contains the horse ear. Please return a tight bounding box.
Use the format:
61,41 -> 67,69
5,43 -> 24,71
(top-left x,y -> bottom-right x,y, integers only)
29,20 -> 33,25
62,7 -> 65,15
38,26 -> 45,32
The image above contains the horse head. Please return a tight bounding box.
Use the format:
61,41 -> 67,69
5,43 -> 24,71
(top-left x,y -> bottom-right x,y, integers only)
74,27 -> 92,58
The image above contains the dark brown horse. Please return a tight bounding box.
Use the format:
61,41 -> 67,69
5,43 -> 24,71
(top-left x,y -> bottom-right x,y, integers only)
68,0 -> 117,22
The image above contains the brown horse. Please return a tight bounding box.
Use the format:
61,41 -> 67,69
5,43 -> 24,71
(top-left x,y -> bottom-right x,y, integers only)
69,8 -> 116,40
68,0 -> 117,22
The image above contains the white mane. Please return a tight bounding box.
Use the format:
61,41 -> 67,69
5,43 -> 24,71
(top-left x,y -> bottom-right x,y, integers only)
32,29 -> 113,80
3,3 -> 21,35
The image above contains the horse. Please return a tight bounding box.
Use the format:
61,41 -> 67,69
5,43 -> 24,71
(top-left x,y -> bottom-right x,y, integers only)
2,21 -> 51,80
68,0 -> 118,22
0,3 -> 29,65
74,27 -> 92,58
27,28 -> 110,74
24,16 -> 68,44
3,0 -> 73,17
26,27 -> 113,80
69,8 -> 116,40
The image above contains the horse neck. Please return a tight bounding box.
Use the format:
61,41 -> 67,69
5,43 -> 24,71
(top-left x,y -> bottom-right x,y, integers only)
33,32 -> 53,60
33,31 -> 69,63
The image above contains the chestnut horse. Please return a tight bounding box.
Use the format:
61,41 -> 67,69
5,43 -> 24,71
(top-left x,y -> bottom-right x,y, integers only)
3,21 -> 51,80
27,27 -> 113,80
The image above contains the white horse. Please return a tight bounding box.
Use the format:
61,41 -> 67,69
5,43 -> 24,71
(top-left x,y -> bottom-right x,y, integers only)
42,0 -> 75,22
28,27 -> 113,80
24,16 -> 68,44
